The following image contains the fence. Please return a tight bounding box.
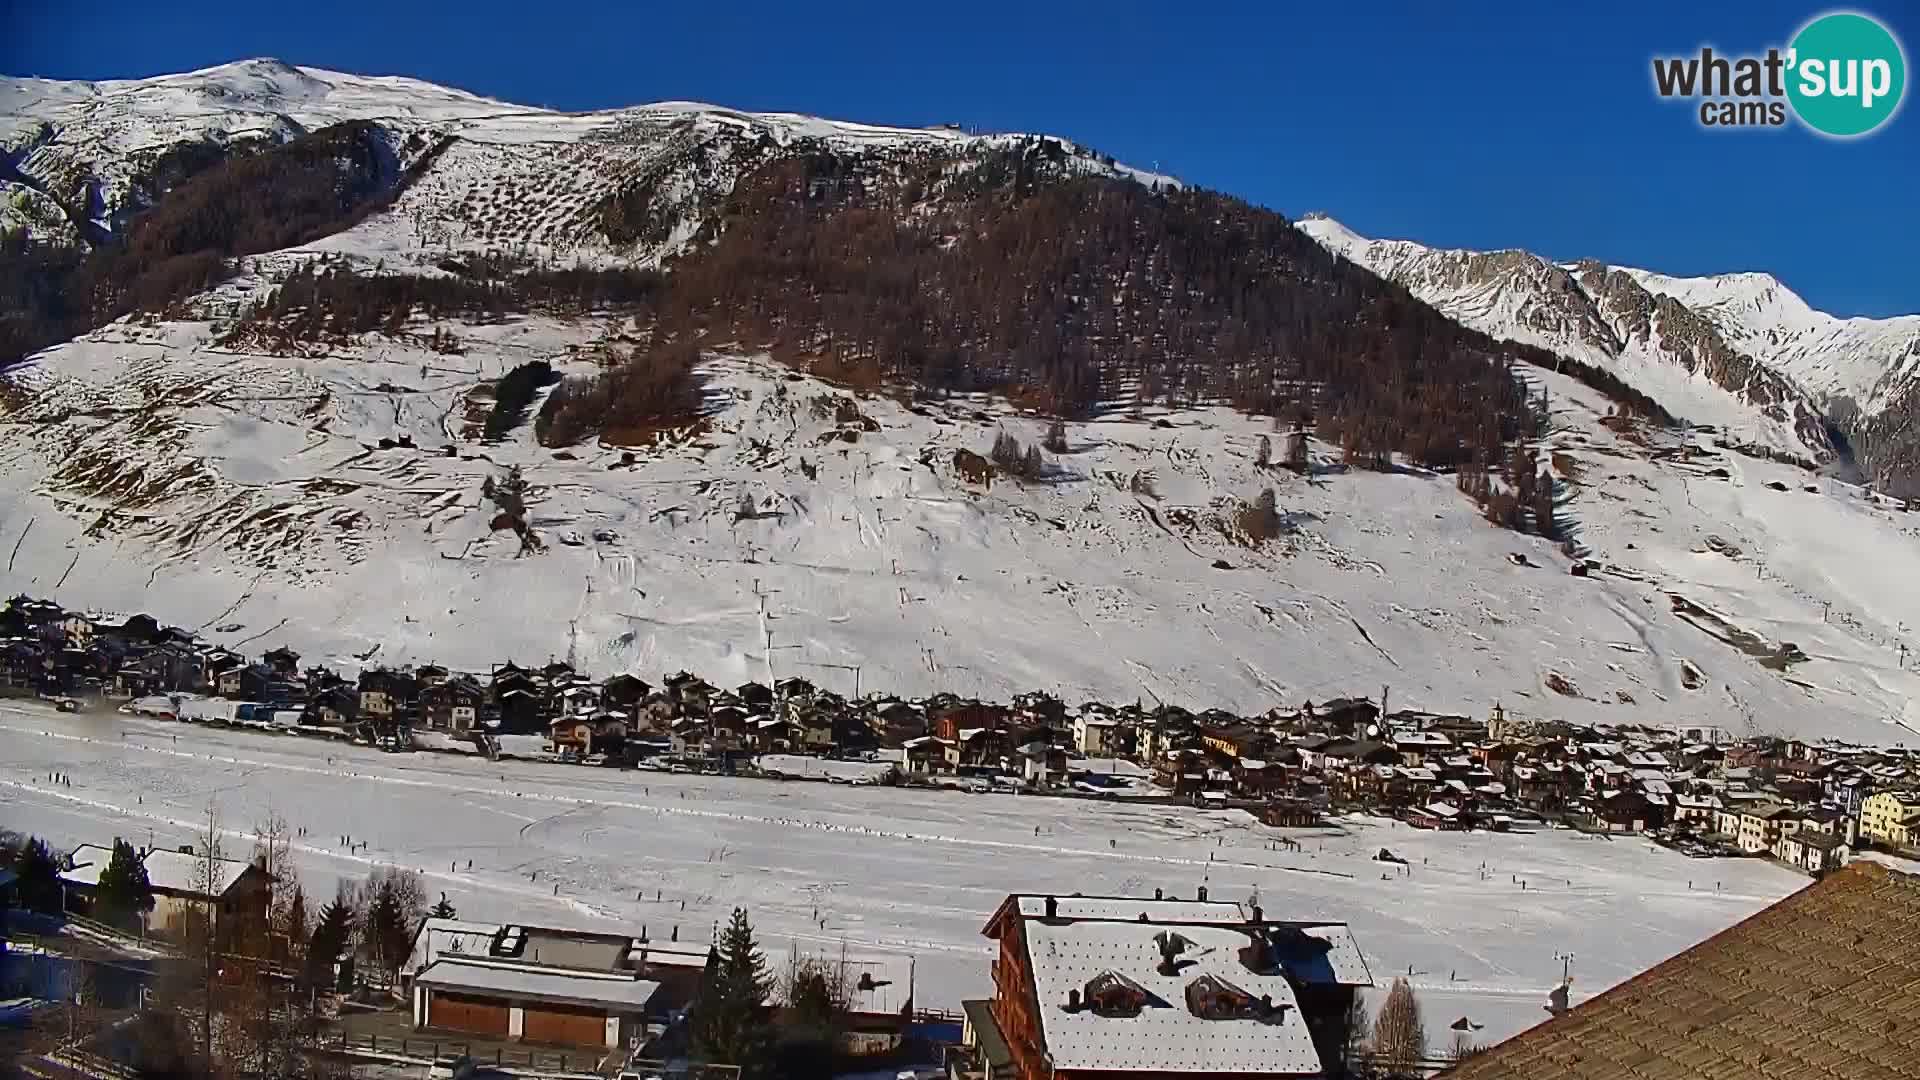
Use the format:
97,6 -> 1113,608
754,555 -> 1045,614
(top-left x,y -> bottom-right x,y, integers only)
318,1031 -> 595,1072
314,1033 -> 742,1079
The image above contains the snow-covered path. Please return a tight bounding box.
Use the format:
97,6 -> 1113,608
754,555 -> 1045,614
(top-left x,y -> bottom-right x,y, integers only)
0,702 -> 1806,1046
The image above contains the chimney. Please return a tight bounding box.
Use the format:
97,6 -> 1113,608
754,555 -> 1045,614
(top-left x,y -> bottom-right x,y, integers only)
1044,895 -> 1058,919
671,925 -> 679,941
1197,886 -> 1209,902
1066,989 -> 1082,1012
1250,904 -> 1263,923
1154,887 -> 1164,900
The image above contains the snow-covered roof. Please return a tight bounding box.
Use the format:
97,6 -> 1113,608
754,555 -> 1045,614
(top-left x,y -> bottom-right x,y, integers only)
1024,919 -> 1324,1074
140,848 -> 254,896
406,916 -> 503,976
60,843 -> 118,887
415,957 -> 661,1011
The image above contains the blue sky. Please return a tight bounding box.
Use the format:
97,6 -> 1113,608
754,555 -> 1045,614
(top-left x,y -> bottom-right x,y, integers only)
7,1 -> 1916,316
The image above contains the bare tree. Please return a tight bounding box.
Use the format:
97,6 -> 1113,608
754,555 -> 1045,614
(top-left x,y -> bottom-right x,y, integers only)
1371,978 -> 1428,1078
189,803 -> 226,1066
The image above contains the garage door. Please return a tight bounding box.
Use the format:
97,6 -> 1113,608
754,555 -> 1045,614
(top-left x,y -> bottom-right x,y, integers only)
521,1003 -> 607,1048
429,992 -> 510,1038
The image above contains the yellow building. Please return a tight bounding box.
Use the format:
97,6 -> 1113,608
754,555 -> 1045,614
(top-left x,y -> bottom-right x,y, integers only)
1860,791 -> 1920,848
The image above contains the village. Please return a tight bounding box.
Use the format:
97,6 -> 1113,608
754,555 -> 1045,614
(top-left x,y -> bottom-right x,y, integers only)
9,592 -> 1920,884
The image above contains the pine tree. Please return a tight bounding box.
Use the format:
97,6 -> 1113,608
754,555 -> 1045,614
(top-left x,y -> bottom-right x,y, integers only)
95,838 -> 155,931
1256,434 -> 1272,468
429,893 -> 457,920
1023,445 -> 1044,480
6,836 -> 64,914
694,907 -> 774,1073
306,897 -> 352,992
1043,420 -> 1068,453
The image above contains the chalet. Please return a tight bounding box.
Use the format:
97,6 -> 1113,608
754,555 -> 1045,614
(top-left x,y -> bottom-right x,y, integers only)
748,716 -> 799,753
358,668 -> 421,726
1774,829 -> 1850,877
1201,723 -> 1274,762
604,674 -> 651,712
421,676 -> 485,733
1590,790 -> 1659,834
669,717 -> 709,758
957,727 -> 1011,772
929,699 -> 1002,742
312,684 -> 359,726
1391,730 -> 1452,765
409,920 -> 669,1049
262,646 -> 301,677
62,842 -> 270,942
902,735 -> 957,775
551,713 -> 626,758
1018,741 -> 1069,788
1719,802 -> 1792,854
1408,801 -> 1468,830
1073,713 -> 1123,758
495,687 -> 544,735
663,671 -> 715,715
200,648 -> 244,693
1232,757 -> 1290,798
970,893 -> 1372,1080
733,680 -> 772,712
1311,696 -> 1380,736
870,698 -> 929,744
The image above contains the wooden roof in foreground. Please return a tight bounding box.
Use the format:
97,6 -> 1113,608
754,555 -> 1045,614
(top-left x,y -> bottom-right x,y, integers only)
1442,859 -> 1920,1080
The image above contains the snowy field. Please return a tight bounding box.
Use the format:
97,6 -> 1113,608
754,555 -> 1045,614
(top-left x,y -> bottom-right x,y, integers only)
0,701 -> 1805,1047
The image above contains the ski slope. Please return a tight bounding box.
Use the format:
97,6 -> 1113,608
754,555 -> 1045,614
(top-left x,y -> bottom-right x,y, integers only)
0,701 -> 1808,1048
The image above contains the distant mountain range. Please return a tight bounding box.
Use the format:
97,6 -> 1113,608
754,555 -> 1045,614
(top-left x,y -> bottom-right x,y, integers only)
1296,215 -> 1920,493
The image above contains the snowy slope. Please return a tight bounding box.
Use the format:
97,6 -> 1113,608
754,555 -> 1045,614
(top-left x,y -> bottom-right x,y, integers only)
0,58 -> 1177,254
5,308 -> 1920,748
1298,215 -> 1835,465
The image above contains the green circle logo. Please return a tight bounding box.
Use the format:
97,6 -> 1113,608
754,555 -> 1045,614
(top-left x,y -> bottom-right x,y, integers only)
1787,12 -> 1906,136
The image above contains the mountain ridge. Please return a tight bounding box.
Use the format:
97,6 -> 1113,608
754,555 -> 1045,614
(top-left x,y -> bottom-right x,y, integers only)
1297,213 -> 1920,492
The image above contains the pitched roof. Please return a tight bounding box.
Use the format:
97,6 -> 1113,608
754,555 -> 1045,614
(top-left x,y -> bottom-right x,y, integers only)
140,848 -> 254,896
1439,861 -> 1920,1080
1022,919 -> 1323,1074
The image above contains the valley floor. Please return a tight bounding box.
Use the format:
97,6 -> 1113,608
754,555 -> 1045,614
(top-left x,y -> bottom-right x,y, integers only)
0,701 -> 1806,1049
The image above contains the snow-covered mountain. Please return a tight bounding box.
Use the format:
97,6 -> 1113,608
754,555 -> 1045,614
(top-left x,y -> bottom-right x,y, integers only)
4,61 -> 1920,749
1298,215 -> 1920,495
1296,215 -> 1838,465
0,57 -> 1173,257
